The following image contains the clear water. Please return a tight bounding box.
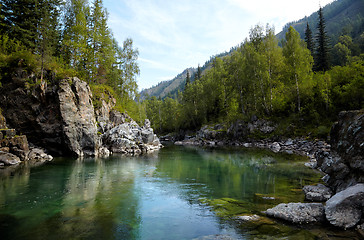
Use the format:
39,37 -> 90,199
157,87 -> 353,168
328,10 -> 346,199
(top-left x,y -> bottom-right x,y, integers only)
0,145 -> 360,239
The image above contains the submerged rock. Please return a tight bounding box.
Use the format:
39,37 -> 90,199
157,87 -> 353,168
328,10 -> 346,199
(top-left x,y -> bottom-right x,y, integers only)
325,183 -> 364,229
303,184 -> 333,202
265,203 -> 325,224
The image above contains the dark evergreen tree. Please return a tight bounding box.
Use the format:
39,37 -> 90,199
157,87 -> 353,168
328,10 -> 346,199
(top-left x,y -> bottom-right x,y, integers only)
314,7 -> 330,72
0,0 -> 39,50
305,22 -> 314,54
196,65 -> 202,80
185,70 -> 190,89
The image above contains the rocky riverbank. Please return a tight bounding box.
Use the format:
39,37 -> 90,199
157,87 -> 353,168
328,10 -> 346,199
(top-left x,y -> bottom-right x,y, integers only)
172,110 -> 364,234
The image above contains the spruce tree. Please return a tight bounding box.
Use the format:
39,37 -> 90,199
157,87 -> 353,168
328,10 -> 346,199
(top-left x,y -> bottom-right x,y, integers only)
185,70 -> 190,89
305,22 -> 314,54
1,0 -> 39,50
314,7 -> 330,72
196,65 -> 202,80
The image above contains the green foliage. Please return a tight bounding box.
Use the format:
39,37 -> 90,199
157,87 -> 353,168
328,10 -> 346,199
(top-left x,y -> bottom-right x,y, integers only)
143,23 -> 364,139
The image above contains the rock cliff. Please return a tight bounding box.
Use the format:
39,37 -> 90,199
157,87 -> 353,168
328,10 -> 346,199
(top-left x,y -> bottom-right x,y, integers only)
0,77 -> 161,159
316,110 -> 364,192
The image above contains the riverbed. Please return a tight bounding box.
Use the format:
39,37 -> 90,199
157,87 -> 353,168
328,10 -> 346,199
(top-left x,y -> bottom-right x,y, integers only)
0,145 -> 360,239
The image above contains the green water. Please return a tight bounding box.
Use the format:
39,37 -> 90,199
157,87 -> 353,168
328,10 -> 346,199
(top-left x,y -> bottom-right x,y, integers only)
0,145 -> 360,239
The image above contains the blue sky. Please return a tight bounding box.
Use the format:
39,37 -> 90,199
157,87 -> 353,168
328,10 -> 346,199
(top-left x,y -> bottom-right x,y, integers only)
104,0 -> 334,90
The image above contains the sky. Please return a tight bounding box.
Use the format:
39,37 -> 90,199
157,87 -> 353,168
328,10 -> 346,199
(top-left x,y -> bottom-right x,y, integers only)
104,0 -> 334,90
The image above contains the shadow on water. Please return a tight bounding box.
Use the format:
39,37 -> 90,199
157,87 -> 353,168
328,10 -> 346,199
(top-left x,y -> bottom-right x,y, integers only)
0,146 -> 361,239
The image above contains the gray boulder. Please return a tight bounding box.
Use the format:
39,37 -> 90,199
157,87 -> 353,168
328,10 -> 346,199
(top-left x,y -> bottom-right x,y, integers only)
325,183 -> 364,229
265,202 -> 325,224
28,148 -> 53,162
303,184 -> 333,202
58,77 -> 100,157
0,151 -> 21,165
102,121 -> 161,155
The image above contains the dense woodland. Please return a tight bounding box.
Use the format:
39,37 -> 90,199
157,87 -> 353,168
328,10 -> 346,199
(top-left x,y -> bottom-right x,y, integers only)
0,1 -> 363,139
0,0 -> 141,121
143,7 -> 364,138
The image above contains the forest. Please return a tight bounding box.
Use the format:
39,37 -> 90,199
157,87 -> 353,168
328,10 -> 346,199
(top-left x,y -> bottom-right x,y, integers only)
0,0 -> 142,121
0,1 -> 364,139
143,8 -> 364,138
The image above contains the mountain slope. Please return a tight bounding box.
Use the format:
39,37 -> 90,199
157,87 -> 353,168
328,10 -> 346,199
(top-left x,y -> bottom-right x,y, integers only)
277,0 -> 364,42
140,0 -> 364,100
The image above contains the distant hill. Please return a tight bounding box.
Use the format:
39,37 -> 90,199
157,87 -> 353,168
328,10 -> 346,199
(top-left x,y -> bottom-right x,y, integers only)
140,48 -> 236,100
140,0 -> 364,100
277,0 -> 364,43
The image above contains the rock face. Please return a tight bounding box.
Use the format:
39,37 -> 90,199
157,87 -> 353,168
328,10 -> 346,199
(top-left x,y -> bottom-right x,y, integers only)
265,203 -> 325,224
316,110 -> 364,192
58,78 -> 100,157
0,76 -> 161,158
303,184 -> 333,202
325,183 -> 364,229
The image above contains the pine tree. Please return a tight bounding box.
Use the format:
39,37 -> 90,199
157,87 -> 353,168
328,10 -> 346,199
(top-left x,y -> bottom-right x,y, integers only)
314,7 -> 330,72
305,22 -> 314,54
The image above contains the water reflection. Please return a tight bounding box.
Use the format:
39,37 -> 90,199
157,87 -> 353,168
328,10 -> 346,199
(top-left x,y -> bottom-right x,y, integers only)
2,146 -> 356,239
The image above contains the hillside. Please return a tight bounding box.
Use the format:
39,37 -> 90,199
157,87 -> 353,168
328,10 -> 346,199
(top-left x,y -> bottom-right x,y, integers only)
140,49 -> 236,100
277,0 -> 364,42
140,0 -> 364,100
140,68 -> 196,100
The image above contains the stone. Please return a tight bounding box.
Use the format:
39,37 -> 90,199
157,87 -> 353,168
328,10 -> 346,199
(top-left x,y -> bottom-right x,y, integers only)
303,184 -> 333,202
325,183 -> 364,229
317,110 -> 364,192
28,148 -> 53,162
102,121 -> 162,155
265,202 -> 325,224
235,214 -> 260,222
98,147 -> 110,157
0,151 -> 21,165
270,142 -> 281,153
58,77 -> 100,157
144,119 -> 151,129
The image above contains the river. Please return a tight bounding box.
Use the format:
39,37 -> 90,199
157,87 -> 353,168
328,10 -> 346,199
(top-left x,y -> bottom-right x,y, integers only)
0,145 -> 359,239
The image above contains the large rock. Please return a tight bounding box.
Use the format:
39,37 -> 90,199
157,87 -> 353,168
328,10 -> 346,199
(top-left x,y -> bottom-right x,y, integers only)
325,183 -> 364,229
58,78 -> 100,157
102,121 -> 161,155
265,202 -> 325,224
303,184 -> 333,202
0,151 -> 21,165
316,110 -> 364,192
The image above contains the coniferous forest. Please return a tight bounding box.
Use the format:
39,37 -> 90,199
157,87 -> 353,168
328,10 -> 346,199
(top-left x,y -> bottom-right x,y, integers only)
0,0 -> 141,120
0,0 -> 363,139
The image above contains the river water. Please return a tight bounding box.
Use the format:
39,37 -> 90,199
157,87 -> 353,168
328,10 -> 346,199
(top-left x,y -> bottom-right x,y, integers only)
0,145 -> 360,239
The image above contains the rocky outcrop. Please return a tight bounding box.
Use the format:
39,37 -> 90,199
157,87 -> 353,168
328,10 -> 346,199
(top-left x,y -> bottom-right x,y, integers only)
265,203 -> 325,224
58,78 -> 100,157
102,119 -> 162,155
325,183 -> 364,229
0,76 -> 161,158
303,184 -> 333,202
316,110 -> 364,192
